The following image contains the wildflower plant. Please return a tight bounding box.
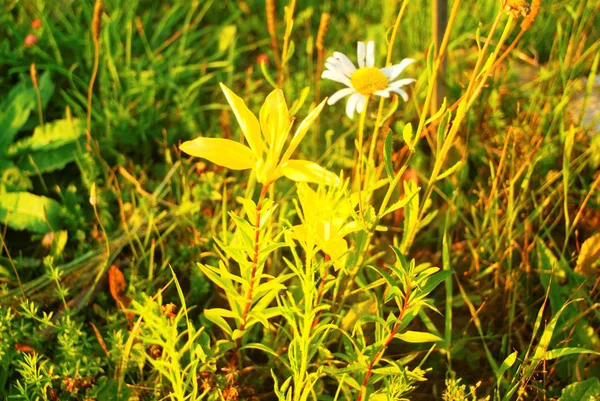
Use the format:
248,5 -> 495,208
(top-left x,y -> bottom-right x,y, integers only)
180,84 -> 339,355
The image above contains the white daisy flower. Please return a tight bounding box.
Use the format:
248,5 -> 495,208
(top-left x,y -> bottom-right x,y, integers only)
322,40 -> 416,119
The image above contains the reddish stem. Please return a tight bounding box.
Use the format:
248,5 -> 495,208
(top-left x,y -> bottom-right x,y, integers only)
240,184 -> 270,332
231,184 -> 270,368
356,286 -> 411,401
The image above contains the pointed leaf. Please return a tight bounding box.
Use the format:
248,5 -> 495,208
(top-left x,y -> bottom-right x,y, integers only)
395,330 -> 442,343
180,137 -> 255,170
279,159 -> 339,186
383,129 -> 394,180
219,83 -> 264,154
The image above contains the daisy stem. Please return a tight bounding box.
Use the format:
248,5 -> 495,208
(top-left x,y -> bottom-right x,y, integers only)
356,96 -> 369,222
367,0 -> 409,168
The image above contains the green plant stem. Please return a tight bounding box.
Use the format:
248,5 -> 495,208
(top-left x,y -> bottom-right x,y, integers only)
366,0 -> 410,167
0,230 -> 25,299
34,86 -> 44,125
357,286 -> 411,401
356,97 -> 369,222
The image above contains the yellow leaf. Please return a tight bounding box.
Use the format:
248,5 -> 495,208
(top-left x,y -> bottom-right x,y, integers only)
260,89 -> 290,157
278,159 -> 339,185
321,236 -> 348,271
180,137 -> 255,170
576,232 -> 600,277
219,83 -> 264,155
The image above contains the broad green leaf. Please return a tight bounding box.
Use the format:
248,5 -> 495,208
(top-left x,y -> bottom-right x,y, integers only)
558,378 -> 600,401
17,142 -> 82,174
0,72 -> 54,151
0,191 -> 62,233
395,330 -> 442,343
9,119 -> 85,155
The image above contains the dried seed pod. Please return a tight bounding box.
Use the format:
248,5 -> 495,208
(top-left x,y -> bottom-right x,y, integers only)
316,12 -> 330,51
266,0 -> 276,38
521,0 -> 541,30
92,0 -> 104,42
30,63 -> 39,89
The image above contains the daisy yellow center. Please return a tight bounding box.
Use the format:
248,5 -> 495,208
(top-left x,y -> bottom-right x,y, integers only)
350,67 -> 389,96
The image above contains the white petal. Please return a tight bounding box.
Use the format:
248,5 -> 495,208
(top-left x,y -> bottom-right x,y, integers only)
366,41 -> 375,67
390,88 -> 409,101
333,52 -> 357,76
389,78 -> 416,88
357,41 -> 366,68
345,93 -> 363,119
322,70 -> 353,87
356,95 -> 367,113
374,90 -> 391,98
325,61 -> 340,72
381,58 -> 416,80
327,87 -> 355,105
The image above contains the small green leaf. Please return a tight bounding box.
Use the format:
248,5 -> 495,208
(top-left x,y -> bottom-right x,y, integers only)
204,308 -> 234,336
437,160 -> 463,181
218,25 -> 236,52
425,97 -> 447,125
417,270 -> 453,298
496,351 -> 517,387
395,330 -> 442,343
402,123 -> 414,152
383,130 -> 394,180
381,185 -> 420,217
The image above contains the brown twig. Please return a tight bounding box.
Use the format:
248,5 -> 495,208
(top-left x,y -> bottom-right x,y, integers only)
266,0 -> 281,75
357,286 -> 411,401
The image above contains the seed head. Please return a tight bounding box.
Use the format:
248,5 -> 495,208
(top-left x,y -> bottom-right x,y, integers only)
316,12 -> 330,51
30,63 -> 39,89
92,0 -> 104,42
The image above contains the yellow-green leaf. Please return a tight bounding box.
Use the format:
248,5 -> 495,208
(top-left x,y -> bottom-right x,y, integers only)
180,137 -> 255,170
395,330 -> 442,343
575,232 -> 600,277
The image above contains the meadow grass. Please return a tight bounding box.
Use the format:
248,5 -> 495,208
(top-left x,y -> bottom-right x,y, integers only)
1,0 -> 600,400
